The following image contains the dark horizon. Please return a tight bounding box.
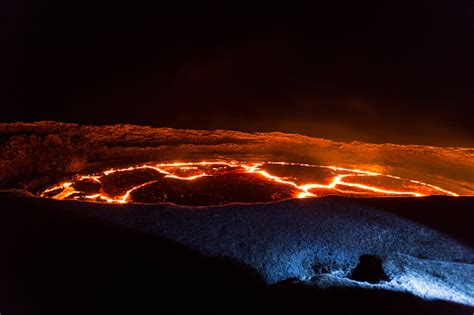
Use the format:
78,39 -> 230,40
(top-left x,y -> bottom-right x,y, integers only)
2,1 -> 474,146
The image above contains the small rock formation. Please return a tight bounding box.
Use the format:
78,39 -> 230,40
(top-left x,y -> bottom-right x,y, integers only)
350,254 -> 389,284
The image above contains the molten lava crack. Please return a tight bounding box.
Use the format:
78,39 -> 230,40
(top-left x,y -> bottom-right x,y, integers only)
39,161 -> 459,206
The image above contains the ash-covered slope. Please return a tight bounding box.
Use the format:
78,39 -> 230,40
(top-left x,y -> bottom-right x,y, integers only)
2,192 -> 473,315
13,193 -> 473,306
1,122 -> 473,195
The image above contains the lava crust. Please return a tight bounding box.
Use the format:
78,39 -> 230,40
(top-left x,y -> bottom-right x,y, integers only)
40,161 -> 460,206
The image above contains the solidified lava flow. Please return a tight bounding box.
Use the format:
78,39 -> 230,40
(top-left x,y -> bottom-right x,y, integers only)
39,161 -> 459,206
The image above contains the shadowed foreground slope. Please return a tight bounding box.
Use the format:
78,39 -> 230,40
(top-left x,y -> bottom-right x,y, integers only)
0,192 -> 472,314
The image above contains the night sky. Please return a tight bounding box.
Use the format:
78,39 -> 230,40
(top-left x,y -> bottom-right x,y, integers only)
2,1 -> 473,146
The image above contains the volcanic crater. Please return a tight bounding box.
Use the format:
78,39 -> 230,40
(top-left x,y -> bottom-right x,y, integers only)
1,122 -> 471,205
1,122 -> 474,313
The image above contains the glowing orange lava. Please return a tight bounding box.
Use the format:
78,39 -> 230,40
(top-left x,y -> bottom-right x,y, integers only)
39,161 -> 459,206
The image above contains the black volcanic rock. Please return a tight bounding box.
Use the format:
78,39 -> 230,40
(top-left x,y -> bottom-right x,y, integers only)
350,255 -> 390,284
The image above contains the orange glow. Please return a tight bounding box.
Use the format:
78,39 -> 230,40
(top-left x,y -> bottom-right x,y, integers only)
39,161 -> 459,205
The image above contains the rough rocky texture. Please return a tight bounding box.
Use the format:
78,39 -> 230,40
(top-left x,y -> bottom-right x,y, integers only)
2,191 -> 472,315
1,121 -> 473,195
6,192 -> 471,306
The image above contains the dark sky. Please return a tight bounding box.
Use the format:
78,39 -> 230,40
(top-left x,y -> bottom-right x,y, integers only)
2,1 -> 474,146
